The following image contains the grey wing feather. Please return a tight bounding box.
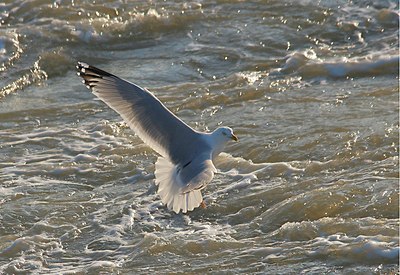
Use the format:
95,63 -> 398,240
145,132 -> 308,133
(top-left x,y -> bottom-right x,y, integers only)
77,62 -> 208,164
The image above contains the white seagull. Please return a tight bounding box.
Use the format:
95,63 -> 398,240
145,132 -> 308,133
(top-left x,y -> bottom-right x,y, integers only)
77,62 -> 238,214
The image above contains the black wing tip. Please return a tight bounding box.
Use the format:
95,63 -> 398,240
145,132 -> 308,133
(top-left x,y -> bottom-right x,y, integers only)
76,61 -> 114,77
76,61 -> 116,88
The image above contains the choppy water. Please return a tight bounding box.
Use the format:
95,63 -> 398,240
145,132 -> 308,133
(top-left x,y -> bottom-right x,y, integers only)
0,0 -> 399,274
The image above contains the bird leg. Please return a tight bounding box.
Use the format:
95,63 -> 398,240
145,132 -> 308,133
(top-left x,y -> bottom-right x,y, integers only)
200,200 -> 207,209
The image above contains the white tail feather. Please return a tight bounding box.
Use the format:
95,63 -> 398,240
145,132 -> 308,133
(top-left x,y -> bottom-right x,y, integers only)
155,157 -> 203,214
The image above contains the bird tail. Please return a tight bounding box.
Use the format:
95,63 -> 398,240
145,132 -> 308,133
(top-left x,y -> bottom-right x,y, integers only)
154,156 -> 203,214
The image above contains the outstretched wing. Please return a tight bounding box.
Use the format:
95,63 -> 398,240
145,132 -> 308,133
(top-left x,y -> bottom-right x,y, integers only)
77,62 -> 208,165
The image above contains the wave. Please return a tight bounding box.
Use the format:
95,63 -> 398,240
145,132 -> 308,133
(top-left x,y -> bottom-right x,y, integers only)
277,50 -> 399,79
0,2 -> 206,98
0,59 -> 47,98
4,2 -> 205,46
0,31 -> 23,73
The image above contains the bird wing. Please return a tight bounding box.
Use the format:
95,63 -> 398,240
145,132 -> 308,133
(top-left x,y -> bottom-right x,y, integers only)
77,62 -> 209,165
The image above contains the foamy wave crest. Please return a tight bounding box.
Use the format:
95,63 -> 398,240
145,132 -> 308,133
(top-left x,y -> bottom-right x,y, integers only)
0,58 -> 47,98
262,217 -> 400,265
278,50 -> 399,80
308,234 -> 399,264
70,8 -> 204,44
0,31 -> 23,72
0,234 -> 63,273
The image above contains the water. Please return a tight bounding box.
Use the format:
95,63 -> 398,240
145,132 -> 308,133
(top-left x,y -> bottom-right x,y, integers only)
0,0 -> 399,273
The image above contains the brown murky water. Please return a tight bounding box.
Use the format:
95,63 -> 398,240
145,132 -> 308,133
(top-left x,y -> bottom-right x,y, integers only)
0,1 -> 398,273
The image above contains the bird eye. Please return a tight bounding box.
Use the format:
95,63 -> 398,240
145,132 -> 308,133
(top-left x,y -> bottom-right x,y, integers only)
222,132 -> 227,136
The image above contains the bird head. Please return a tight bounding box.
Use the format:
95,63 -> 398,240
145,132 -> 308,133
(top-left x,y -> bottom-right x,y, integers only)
213,126 -> 239,143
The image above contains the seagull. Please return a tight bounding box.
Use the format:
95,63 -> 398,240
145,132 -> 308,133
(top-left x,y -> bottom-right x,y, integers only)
77,62 -> 238,214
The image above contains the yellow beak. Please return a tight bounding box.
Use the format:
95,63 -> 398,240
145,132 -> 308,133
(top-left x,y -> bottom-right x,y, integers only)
231,133 -> 239,142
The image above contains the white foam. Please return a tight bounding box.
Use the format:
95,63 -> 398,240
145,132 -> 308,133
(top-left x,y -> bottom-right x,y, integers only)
278,50 -> 399,79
